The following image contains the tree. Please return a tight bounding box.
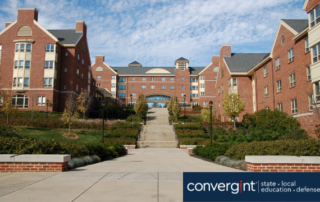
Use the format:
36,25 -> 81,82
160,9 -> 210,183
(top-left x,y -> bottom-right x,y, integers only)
0,90 -> 16,124
201,105 -> 217,123
171,96 -> 181,121
77,89 -> 92,120
222,90 -> 245,130
134,94 -> 148,117
61,93 -> 79,135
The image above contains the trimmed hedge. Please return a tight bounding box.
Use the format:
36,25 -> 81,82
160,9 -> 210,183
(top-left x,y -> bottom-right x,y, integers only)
225,140 -> 320,160
174,124 -> 205,131
193,143 -> 231,161
100,137 -> 136,145
176,129 -> 209,139
179,137 -> 211,145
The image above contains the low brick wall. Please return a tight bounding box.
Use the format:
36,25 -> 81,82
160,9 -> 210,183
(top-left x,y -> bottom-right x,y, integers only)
180,145 -> 197,149
124,145 -> 136,149
0,154 -> 70,173
246,156 -> 320,172
188,148 -> 194,155
0,162 -> 68,172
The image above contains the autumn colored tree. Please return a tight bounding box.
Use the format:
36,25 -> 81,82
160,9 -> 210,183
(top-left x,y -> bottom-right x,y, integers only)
222,90 -> 245,130
201,105 -> 217,123
0,90 -> 16,124
171,96 -> 181,121
134,94 -> 148,117
77,90 -> 92,120
61,93 -> 79,135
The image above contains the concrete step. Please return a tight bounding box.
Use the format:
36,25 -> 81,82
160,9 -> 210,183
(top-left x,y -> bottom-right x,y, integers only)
138,141 -> 178,148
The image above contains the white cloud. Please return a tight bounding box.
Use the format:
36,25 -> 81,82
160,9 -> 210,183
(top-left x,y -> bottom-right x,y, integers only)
0,0 -> 307,66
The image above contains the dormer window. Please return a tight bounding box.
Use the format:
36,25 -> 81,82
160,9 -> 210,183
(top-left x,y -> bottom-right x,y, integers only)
178,63 -> 186,71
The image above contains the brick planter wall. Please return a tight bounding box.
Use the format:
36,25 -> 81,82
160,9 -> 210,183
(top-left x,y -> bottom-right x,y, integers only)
188,148 -> 194,155
247,163 -> 320,172
0,162 -> 68,172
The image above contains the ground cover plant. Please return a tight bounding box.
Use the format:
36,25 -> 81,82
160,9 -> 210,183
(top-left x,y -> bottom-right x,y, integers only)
193,143 -> 230,161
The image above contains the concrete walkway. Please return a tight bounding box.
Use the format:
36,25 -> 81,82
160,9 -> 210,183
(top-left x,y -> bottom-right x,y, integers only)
0,149 -> 242,202
138,108 -> 177,148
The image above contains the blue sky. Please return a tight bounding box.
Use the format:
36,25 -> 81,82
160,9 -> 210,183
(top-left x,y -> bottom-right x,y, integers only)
0,0 -> 307,67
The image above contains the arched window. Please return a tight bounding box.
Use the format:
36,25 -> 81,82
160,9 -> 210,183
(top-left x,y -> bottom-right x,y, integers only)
12,94 -> 28,108
95,67 -> 103,71
17,26 -> 32,36
213,67 -> 219,72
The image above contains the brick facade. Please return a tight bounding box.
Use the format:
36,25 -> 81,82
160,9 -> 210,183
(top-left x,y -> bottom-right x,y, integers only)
0,162 -> 68,172
247,162 -> 320,172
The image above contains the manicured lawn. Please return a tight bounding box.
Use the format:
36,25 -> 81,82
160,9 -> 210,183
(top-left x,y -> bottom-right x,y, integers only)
16,127 -> 103,144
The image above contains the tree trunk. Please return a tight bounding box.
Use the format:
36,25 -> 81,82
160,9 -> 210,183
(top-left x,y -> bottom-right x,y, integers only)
234,119 -> 236,130
69,123 -> 71,135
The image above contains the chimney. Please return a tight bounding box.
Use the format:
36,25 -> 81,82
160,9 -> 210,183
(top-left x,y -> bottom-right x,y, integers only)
212,55 -> 220,67
17,8 -> 38,22
76,21 -> 87,34
220,44 -> 231,57
5,21 -> 13,28
95,55 -> 105,64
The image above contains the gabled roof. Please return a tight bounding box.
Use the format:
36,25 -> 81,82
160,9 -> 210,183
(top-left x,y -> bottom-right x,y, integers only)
110,66 -> 205,75
47,30 -> 82,45
190,67 -> 205,75
129,61 -> 141,65
224,53 -> 270,73
175,57 -> 188,61
282,19 -> 308,33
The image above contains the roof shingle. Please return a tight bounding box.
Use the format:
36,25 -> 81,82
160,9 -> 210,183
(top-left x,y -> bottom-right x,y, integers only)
47,30 -> 82,45
224,53 -> 270,73
282,19 -> 308,33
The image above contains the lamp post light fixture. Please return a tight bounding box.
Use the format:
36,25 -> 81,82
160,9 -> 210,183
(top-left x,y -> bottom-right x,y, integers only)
101,100 -> 106,143
184,94 -> 186,124
46,99 -> 49,118
209,100 -> 213,145
130,94 -> 133,123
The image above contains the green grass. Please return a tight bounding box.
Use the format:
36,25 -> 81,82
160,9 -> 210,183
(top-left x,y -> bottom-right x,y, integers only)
16,127 -> 103,144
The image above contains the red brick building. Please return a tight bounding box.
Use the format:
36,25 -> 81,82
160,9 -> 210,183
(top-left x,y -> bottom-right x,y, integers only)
91,56 -> 217,107
0,8 -> 96,112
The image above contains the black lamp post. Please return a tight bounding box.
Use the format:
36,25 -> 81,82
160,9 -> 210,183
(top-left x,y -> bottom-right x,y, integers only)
130,94 -> 133,123
209,100 -> 213,145
46,99 -> 49,118
184,94 -> 186,124
101,100 -> 105,143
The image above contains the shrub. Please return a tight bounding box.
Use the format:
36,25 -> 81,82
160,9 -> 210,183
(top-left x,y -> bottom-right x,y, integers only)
102,137 -> 137,145
225,140 -> 320,160
175,129 -> 209,139
174,124 -> 205,131
215,156 -> 247,170
179,137 -> 211,145
106,128 -> 139,139
68,155 -> 101,170
193,143 -> 231,161
111,122 -> 141,130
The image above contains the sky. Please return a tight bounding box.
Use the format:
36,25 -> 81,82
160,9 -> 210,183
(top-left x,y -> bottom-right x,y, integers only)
0,0 -> 307,67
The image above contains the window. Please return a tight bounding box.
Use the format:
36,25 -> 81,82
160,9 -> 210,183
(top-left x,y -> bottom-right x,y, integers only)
82,59 -> 84,66
190,86 -> 198,90
310,5 -> 320,27
200,76 -> 205,80
278,103 -> 283,112
142,77 -> 146,81
142,85 -> 146,89
161,77 -> 165,81
264,66 -> 268,77
228,79 -> 231,87
181,77 -> 184,81
132,85 -> 134,89
76,85 -> 79,93
222,85 -> 224,93
191,94 -> 198,98
312,43 -> 320,63
81,73 -> 84,80
161,85 -> 166,89
119,78 -> 126,82
118,85 -> 126,90
17,77 -> 23,87
20,44 -> 25,52
37,96 -> 46,106
65,52 -> 68,56
24,78 -> 29,87
307,66 -> 311,81
46,44 -> 54,52
97,76 -> 101,80
190,78 -> 197,82
316,82 -> 320,102
291,99 -> 297,114
64,85 -> 66,89
23,61 -> 30,69
77,54 -> 80,61
265,86 -> 268,97
150,77 -> 155,81
132,77 -> 135,81
12,95 -> 28,108
151,85 -> 155,89
215,76 -> 217,80
182,85 -> 184,89
111,76 -> 116,80
118,93 -> 126,98
277,80 -> 282,92
26,44 -> 31,52
64,68 -> 67,72
170,85 -> 174,89
218,88 -> 220,95
309,94 -> 314,111
305,38 -> 309,52
76,69 -> 79,77
178,63 -> 186,70
276,58 -> 280,70
221,67 -> 224,78
109,83 -> 114,88
19,61 -> 24,68
203,102 -> 207,106
288,48 -> 294,62
266,107 -> 269,110
200,84 -> 205,88
170,77 -> 174,81
45,61 -> 54,69
233,78 -> 237,86
201,92 -> 205,96
15,44 -> 19,52
191,102 -> 198,106
289,73 -> 296,87
13,78 -> 16,87
44,78 -> 53,87
131,93 -> 136,97
181,93 -> 185,97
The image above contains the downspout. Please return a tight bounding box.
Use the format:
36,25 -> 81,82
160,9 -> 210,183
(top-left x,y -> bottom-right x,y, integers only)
255,70 -> 258,111
271,59 -> 276,110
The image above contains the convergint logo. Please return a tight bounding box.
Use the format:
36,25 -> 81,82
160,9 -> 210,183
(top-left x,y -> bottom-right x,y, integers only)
187,180 -> 257,194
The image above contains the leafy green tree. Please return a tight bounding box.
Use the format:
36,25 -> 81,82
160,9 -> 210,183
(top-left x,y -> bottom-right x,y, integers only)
201,105 -> 217,123
222,90 -> 245,130
77,89 -> 92,120
61,94 -> 79,135
0,90 -> 17,124
171,96 -> 181,121
134,94 -> 148,117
